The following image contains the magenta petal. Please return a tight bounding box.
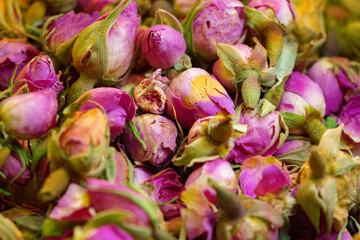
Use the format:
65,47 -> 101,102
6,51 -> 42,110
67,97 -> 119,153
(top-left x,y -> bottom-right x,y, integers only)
88,225 -> 134,240
165,88 -> 198,129
338,95 -> 360,143
253,164 -> 291,196
50,184 -> 92,221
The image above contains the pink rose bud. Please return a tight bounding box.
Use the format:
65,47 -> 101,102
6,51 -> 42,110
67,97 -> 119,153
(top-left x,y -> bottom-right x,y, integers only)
248,0 -> 296,31
165,68 -> 235,129
141,24 -> 186,69
13,55 -> 63,96
69,1 -> 140,103
0,90 -> 58,139
227,109 -> 287,164
191,0 -> 246,61
338,94 -> 360,143
278,71 -> 326,118
239,156 -> 291,198
134,69 -> 170,114
78,87 -> 136,140
122,114 -> 177,167
0,38 -> 39,90
144,168 -> 184,204
185,159 -> 237,205
307,57 -> 360,115
42,10 -> 99,64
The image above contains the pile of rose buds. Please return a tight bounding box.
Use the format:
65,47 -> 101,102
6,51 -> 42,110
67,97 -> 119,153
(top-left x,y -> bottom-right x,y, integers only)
1,0 -> 360,239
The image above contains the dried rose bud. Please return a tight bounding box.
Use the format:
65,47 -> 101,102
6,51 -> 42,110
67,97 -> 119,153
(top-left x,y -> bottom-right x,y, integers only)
191,0 -> 246,61
248,0 -> 296,31
0,38 -> 39,90
239,156 -> 291,198
227,109 -> 287,163
134,69 -> 170,114
307,57 -> 359,115
48,108 -> 109,179
78,87 -> 136,140
0,90 -> 58,140
277,71 -> 327,144
41,10 -> 99,64
212,44 -> 252,92
69,1 -> 140,103
13,55 -> 63,95
122,114 -> 177,167
165,68 -> 235,129
144,168 -> 184,204
141,24 -> 186,69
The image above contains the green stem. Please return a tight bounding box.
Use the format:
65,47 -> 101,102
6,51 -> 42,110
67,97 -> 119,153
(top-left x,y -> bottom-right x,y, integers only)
38,168 -> 70,202
66,73 -> 99,105
303,117 -> 327,145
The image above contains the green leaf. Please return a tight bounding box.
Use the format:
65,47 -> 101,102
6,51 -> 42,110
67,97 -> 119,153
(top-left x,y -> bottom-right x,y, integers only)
42,219 -> 81,237
86,210 -> 129,229
13,215 -> 45,232
318,177 -> 337,234
182,0 -> 211,56
331,157 -> 360,176
172,136 -> 217,166
297,178 -> 321,231
280,112 -> 306,129
125,120 -> 146,150
153,9 -> 183,35
275,36 -> 298,84
243,6 -> 285,66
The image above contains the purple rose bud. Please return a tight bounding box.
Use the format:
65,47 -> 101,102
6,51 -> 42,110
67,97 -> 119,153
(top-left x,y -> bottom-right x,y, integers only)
227,109 -> 286,164
192,0 -> 246,61
212,44 -> 252,92
122,114 -> 177,167
0,38 -> 39,90
239,156 -> 291,198
42,11 -> 99,64
78,87 -> 136,140
338,94 -> 360,143
307,57 -> 360,115
248,0 -> 296,30
134,69 -> 170,114
144,168 -> 184,204
0,90 -> 58,139
165,68 -> 235,129
13,55 -> 63,95
0,153 -> 30,186
141,24 -> 186,69
278,71 -> 326,118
